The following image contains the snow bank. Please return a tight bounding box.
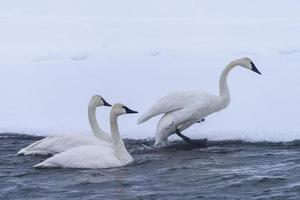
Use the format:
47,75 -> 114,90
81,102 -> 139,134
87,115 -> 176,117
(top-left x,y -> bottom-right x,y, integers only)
0,1 -> 299,141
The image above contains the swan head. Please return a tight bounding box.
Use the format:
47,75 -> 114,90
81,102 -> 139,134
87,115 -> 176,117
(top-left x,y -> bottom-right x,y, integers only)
234,57 -> 262,75
111,103 -> 138,116
90,95 -> 112,107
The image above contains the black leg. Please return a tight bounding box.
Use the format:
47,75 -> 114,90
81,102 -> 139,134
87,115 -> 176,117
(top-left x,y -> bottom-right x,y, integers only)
175,129 -> 208,147
175,129 -> 195,145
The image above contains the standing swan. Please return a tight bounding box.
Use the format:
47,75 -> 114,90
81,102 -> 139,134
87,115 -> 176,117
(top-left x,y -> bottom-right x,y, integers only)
35,103 -> 138,169
17,95 -> 113,155
137,57 -> 262,146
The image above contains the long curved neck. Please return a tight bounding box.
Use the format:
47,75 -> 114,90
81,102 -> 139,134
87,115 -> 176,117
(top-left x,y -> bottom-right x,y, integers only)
219,61 -> 236,104
110,112 -> 133,163
110,112 -> 123,147
88,102 -> 111,142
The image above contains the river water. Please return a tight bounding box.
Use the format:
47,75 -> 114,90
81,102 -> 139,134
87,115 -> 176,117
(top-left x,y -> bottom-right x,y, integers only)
1,133 -> 300,200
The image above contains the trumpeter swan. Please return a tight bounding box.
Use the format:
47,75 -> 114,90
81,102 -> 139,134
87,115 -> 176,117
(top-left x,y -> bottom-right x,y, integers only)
137,57 -> 262,146
34,103 -> 138,169
17,95 -> 113,155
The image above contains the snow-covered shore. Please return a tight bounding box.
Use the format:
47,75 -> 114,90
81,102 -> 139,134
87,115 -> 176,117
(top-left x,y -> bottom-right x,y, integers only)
0,1 -> 299,141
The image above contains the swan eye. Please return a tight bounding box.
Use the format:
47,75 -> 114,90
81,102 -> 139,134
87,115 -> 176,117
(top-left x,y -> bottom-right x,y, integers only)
122,106 -> 129,112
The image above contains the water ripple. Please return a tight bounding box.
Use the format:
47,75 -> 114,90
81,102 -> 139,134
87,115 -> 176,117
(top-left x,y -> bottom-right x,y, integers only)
1,133 -> 300,199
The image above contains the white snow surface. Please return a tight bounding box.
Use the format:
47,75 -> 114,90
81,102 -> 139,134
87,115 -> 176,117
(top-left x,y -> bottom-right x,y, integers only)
0,0 -> 299,141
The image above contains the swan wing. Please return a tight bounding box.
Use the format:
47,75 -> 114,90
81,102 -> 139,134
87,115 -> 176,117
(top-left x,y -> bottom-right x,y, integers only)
138,91 -> 214,124
18,134 -> 112,156
172,95 -> 222,129
17,136 -> 57,155
35,145 -> 121,169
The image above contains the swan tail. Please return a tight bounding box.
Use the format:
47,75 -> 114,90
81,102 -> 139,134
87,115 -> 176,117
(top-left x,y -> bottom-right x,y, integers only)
137,108 -> 166,124
34,163 -> 44,168
34,156 -> 60,168
138,109 -> 176,124
137,112 -> 153,124
34,161 -> 54,168
138,94 -> 184,124
17,136 -> 54,156
138,106 -> 181,124
19,149 -> 54,156
137,102 -> 169,124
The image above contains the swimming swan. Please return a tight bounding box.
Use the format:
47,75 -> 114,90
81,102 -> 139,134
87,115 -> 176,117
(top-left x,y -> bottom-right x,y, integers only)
137,57 -> 262,146
34,103 -> 138,169
17,95 -> 113,155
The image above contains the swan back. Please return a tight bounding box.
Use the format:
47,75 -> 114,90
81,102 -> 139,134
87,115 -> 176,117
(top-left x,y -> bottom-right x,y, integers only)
35,145 -> 120,169
138,91 -> 216,124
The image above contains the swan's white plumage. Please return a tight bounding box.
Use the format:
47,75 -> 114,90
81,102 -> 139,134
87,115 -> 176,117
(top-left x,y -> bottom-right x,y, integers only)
18,95 -> 112,156
18,135 -> 112,155
34,145 -> 126,169
153,92 -> 226,145
137,91 -> 206,124
138,57 -> 261,145
35,103 -> 137,169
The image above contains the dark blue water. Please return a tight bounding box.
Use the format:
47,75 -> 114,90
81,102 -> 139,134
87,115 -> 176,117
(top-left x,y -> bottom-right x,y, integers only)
1,133 -> 300,200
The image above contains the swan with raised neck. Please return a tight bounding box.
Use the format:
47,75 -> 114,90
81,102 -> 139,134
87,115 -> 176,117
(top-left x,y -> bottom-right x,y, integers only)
17,95 -> 113,156
219,57 -> 261,108
34,103 -> 138,169
138,57 -> 262,146
88,95 -> 112,143
109,103 -> 138,163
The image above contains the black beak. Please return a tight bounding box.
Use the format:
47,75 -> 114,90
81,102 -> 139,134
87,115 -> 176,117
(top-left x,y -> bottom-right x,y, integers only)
124,106 -> 138,114
102,98 -> 112,107
250,61 -> 262,75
